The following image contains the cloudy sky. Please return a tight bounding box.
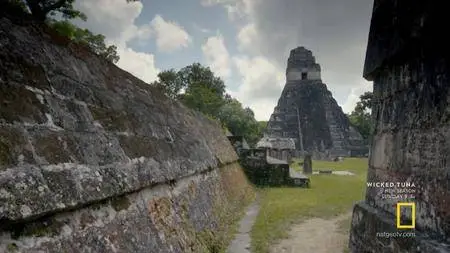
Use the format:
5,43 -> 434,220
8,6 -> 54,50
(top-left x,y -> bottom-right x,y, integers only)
73,0 -> 374,121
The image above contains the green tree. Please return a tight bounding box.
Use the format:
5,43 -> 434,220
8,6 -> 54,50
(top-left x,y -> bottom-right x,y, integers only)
181,83 -> 225,117
178,63 -> 226,97
99,45 -> 120,63
21,0 -> 138,21
154,63 -> 264,146
154,63 -> 226,103
216,99 -> 262,146
79,32 -> 119,63
24,0 -> 86,21
347,91 -> 373,141
257,121 -> 268,135
11,0 -> 126,62
49,19 -> 78,38
152,69 -> 184,99
175,63 -> 226,116
48,20 -> 120,63
354,91 -> 373,113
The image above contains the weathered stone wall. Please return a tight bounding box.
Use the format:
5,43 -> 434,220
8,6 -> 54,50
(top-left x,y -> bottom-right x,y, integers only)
267,149 -> 293,162
240,156 -> 289,187
0,9 -> 254,253
349,0 -> 450,252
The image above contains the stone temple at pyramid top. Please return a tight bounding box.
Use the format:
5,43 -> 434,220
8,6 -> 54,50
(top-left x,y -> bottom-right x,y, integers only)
286,46 -> 321,82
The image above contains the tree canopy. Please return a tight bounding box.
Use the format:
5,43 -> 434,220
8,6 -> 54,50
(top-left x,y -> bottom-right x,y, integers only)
153,63 -> 265,146
216,98 -> 262,145
9,0 -> 123,63
23,0 -> 86,21
19,0 -> 138,21
347,91 -> 373,142
8,0 -> 141,63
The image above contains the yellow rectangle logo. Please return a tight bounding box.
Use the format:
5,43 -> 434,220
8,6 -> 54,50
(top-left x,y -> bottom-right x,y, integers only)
396,202 -> 415,229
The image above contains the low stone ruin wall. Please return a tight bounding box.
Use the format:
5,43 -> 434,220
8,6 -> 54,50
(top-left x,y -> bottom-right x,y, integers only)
238,150 -> 309,187
0,9 -> 254,253
240,157 -> 289,186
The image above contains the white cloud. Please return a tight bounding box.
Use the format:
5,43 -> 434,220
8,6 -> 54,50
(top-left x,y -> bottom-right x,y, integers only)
193,23 -> 212,33
73,0 -> 158,83
150,15 -> 192,53
200,0 -> 229,6
236,23 -> 258,53
200,0 -> 255,21
202,34 -> 231,78
202,0 -> 374,121
342,80 -> 373,113
74,0 -> 151,46
230,56 -> 285,120
116,47 -> 160,83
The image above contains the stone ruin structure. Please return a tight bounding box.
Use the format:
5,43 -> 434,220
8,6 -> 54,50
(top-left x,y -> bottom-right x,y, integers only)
255,137 -> 296,162
236,137 -> 310,188
0,5 -> 254,253
239,148 -> 310,188
265,47 -> 368,158
349,0 -> 450,252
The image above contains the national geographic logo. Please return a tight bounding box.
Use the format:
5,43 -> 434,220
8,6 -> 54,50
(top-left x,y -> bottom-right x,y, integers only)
396,202 -> 415,229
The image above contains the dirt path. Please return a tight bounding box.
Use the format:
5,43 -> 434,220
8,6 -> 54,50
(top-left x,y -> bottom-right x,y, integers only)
226,200 -> 260,253
270,213 -> 352,253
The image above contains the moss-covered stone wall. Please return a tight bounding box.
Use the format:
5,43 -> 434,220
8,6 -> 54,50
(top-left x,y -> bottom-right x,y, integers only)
0,8 -> 254,252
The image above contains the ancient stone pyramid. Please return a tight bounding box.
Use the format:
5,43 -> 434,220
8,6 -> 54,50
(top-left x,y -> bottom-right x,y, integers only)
265,47 -> 367,157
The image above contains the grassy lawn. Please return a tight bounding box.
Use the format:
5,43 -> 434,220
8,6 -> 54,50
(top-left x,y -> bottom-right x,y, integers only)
251,158 -> 368,253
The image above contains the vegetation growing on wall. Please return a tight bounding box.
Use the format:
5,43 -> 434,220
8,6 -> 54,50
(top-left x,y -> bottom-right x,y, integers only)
145,164 -> 254,253
47,19 -> 120,63
8,0 -> 121,63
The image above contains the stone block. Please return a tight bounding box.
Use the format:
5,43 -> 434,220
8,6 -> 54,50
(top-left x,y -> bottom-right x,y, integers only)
303,154 -> 312,174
